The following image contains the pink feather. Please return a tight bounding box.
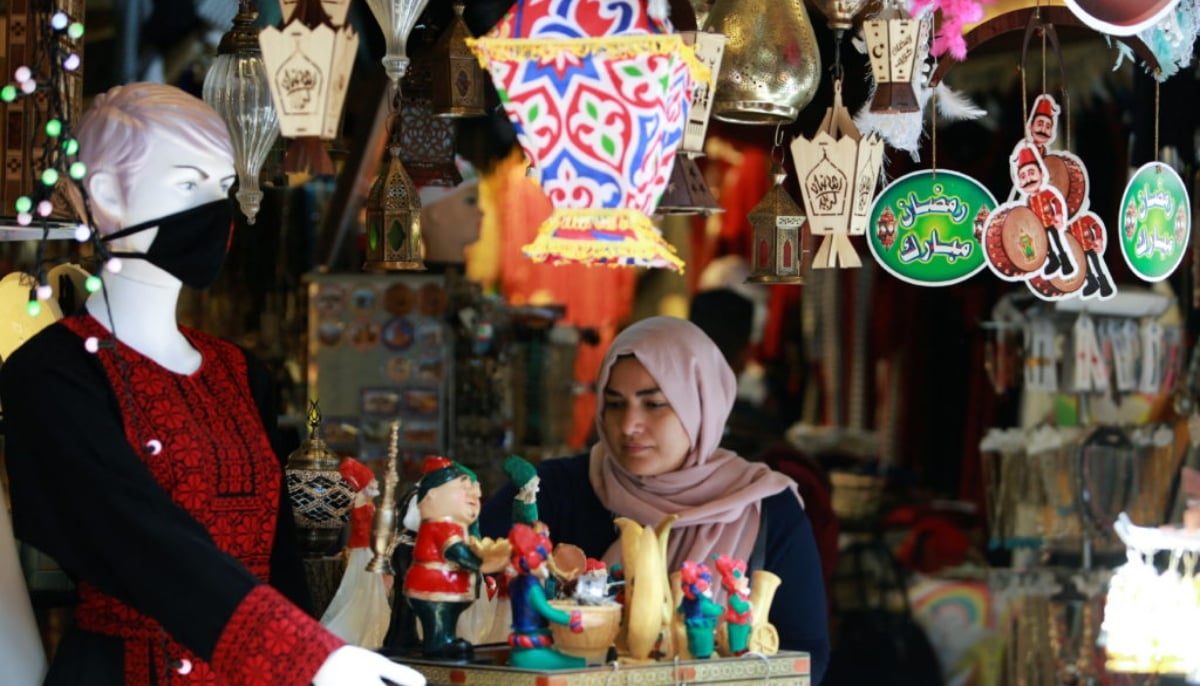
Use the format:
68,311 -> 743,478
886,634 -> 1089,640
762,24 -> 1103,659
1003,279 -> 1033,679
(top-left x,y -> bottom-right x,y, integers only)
907,0 -> 991,61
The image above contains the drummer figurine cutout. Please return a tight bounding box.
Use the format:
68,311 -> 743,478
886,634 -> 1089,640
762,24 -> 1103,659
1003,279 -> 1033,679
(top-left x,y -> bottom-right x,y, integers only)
1015,144 -> 1074,280
1027,94 -> 1058,154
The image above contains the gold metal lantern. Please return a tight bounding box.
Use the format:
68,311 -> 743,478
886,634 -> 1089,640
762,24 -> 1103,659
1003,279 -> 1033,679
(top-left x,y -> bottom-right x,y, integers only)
746,164 -> 806,284
704,0 -> 820,125
432,2 -> 487,118
363,131 -> 425,272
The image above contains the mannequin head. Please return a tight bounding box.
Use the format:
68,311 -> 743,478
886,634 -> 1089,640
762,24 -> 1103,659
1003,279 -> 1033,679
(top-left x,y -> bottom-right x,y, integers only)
418,157 -> 482,265
77,83 -> 234,244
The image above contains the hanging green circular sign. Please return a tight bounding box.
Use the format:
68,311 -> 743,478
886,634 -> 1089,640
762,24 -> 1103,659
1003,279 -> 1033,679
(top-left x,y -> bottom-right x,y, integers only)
867,169 -> 996,286
1118,162 -> 1190,283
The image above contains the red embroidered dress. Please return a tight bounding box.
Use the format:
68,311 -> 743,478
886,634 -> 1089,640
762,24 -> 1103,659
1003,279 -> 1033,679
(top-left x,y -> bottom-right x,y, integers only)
0,315 -> 343,685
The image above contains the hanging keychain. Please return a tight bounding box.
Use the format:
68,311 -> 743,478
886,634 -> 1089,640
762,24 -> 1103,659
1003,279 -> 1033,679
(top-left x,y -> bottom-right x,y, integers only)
1025,317 -> 1058,392
1072,313 -> 1108,393
1139,319 -> 1164,395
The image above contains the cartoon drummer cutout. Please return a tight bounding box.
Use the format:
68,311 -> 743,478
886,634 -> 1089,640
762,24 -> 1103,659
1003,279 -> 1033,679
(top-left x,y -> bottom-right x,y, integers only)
1015,143 -> 1074,279
1027,94 -> 1059,153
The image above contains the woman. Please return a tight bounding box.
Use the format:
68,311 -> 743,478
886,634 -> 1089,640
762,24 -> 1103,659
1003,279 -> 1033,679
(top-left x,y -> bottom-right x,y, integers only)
480,316 -> 830,682
0,83 -> 422,686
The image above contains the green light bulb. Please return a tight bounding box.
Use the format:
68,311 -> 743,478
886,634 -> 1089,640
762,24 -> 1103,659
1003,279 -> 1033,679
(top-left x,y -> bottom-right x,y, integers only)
67,23 -> 84,39
62,138 -> 79,155
85,275 -> 101,293
14,196 -> 31,213
45,119 -> 62,137
26,300 -> 41,317
69,162 -> 86,180
41,168 -> 59,186
0,85 -> 16,103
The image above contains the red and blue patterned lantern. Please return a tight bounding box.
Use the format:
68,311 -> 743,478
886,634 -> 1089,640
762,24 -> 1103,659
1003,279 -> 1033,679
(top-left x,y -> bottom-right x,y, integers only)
470,0 -> 706,271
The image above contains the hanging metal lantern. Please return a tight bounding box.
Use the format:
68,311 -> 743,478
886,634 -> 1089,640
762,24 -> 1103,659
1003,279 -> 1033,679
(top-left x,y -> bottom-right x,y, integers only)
863,1 -> 927,113
746,164 -> 806,284
363,131 -> 425,271
704,0 -> 820,125
285,401 -> 355,557
790,79 -> 884,269
258,0 -> 358,140
875,204 -> 897,249
432,2 -> 486,118
398,43 -> 462,188
363,0 -> 432,85
203,0 -> 280,225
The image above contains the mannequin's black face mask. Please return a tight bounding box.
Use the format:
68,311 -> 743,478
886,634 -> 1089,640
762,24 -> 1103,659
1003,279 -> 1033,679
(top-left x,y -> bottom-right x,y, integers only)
101,198 -> 234,289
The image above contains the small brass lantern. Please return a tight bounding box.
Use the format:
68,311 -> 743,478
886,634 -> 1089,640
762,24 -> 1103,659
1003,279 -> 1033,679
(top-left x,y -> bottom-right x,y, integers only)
364,129 -> 425,271
432,2 -> 486,118
285,402 -> 355,556
746,164 -> 806,284
876,205 -> 897,249
863,2 -> 927,113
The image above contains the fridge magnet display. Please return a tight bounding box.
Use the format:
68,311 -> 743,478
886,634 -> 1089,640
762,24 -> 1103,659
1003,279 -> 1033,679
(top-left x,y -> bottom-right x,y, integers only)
416,357 -> 445,384
383,317 -> 416,351
1119,161 -> 1191,282
867,169 -> 995,286
351,286 -> 378,314
317,320 -> 346,347
386,356 -> 413,383
314,282 -> 347,317
403,423 -> 440,448
404,389 -> 441,417
361,388 -> 402,416
359,417 -> 396,444
320,417 -> 360,448
348,320 -> 382,351
384,282 -> 415,316
416,322 -> 444,349
418,282 -> 448,317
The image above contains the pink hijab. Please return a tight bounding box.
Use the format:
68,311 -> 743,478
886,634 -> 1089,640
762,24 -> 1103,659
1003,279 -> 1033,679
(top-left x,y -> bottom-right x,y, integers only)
588,316 -> 800,582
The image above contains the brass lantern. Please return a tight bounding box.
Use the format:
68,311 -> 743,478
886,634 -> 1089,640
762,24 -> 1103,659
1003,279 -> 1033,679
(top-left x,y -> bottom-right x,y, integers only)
746,164 -> 806,284
258,0 -> 358,140
203,0 -> 280,225
705,0 -> 820,125
432,2 -> 486,118
399,44 -> 463,188
363,131 -> 425,272
285,401 -> 355,556
863,1 -> 927,113
790,79 -> 884,269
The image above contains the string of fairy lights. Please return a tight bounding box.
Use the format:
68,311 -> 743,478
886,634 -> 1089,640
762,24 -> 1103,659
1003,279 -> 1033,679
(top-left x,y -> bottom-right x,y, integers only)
6,3 -> 99,317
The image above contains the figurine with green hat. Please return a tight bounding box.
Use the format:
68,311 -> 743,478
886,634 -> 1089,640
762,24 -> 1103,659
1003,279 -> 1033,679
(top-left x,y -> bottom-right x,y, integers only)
503,455 -> 541,527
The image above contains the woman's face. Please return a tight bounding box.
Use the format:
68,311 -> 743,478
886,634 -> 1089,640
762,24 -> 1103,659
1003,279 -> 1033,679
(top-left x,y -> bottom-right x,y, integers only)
602,356 -> 691,476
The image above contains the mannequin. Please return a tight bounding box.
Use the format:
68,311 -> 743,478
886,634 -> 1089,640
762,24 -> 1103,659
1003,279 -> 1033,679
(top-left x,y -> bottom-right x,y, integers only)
0,83 -> 423,686
419,158 -> 482,268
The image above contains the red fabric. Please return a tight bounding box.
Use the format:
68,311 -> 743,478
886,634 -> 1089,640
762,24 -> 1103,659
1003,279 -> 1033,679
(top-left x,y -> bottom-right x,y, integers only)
347,504 -> 375,549
404,519 -> 474,600
1028,187 -> 1065,229
211,585 -> 344,686
62,316 -> 341,685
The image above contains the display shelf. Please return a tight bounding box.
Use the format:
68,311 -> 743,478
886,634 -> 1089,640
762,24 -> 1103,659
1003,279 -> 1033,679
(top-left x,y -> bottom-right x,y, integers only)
398,650 -> 812,686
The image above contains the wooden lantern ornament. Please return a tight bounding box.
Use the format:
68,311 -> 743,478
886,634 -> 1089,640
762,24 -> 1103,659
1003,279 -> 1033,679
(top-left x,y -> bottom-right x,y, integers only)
258,0 -> 358,140
790,79 -> 884,269
863,1 -> 928,113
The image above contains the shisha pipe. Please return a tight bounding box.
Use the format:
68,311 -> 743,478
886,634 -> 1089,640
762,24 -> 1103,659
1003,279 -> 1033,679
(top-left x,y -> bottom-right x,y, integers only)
366,420 -> 403,574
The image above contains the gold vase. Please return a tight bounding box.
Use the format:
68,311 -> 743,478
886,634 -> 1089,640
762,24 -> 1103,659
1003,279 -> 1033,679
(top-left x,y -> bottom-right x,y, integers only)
704,0 -> 820,125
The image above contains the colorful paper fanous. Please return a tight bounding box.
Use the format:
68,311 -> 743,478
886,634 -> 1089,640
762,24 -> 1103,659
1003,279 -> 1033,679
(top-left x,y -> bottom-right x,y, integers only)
469,0 -> 706,271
